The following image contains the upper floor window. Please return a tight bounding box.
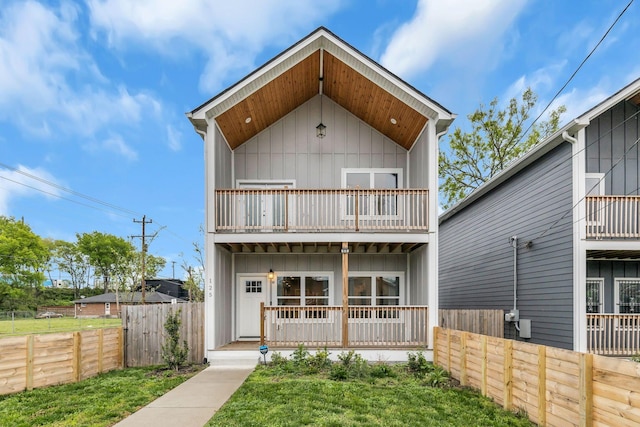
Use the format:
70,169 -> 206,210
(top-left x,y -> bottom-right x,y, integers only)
585,173 -> 605,196
342,169 -> 402,217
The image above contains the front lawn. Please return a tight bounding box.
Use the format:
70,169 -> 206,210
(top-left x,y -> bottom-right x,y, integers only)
0,317 -> 121,336
207,349 -> 533,427
0,366 -> 203,427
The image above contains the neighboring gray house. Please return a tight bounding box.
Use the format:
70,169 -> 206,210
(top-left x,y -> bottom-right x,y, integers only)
439,77 -> 640,355
187,27 -> 455,361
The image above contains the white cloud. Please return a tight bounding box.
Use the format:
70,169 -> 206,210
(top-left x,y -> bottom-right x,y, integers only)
87,0 -> 344,93
166,125 -> 182,152
380,0 -> 528,79
0,1 -> 163,154
0,165 -> 62,215
502,61 -> 567,108
98,135 -> 138,161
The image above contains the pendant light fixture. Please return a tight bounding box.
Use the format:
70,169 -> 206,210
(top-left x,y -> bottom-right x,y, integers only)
316,48 -> 326,139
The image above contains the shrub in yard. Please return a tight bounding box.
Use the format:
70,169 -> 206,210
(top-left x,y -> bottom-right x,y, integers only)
269,351 -> 288,366
309,347 -> 332,370
370,362 -> 395,378
161,309 -> 189,371
407,351 -> 432,378
336,350 -> 369,379
631,353 -> 640,363
426,366 -> 450,387
292,344 -> 311,368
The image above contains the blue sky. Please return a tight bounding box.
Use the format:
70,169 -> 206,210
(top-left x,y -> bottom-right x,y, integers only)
1,0 -> 639,280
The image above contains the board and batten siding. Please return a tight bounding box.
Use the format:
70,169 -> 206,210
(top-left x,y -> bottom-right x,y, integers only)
439,142 -> 574,349
215,125 -> 233,188
233,95 -> 409,187
586,100 -> 640,194
213,247 -> 233,348
234,253 -> 408,305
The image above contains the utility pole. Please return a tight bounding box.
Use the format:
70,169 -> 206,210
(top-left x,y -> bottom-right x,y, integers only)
132,215 -> 153,304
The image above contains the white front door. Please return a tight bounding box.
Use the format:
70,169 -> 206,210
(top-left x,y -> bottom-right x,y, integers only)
237,276 -> 268,339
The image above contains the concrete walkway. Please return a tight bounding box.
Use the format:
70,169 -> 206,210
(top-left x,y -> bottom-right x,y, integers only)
113,366 -> 254,427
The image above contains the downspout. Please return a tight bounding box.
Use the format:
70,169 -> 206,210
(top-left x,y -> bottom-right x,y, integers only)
562,131 -> 577,145
509,236 -> 520,332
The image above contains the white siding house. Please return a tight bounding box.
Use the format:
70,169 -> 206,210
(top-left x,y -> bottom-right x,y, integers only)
188,27 -> 455,361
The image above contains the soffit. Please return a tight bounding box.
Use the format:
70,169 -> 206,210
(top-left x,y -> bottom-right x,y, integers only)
213,49 -> 429,150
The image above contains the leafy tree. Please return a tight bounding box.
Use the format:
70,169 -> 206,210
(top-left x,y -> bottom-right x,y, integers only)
120,252 -> 167,292
51,240 -> 90,298
439,88 -> 566,209
0,216 -> 49,289
76,232 -> 135,293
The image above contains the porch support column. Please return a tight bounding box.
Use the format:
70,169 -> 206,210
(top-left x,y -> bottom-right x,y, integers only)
342,242 -> 349,347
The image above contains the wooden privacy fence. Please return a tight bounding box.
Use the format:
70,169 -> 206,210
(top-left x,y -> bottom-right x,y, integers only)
438,309 -> 504,337
122,303 -> 204,367
434,327 -> 640,427
0,328 -> 123,395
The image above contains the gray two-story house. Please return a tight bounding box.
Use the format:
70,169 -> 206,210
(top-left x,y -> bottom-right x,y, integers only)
188,27 -> 455,362
439,77 -> 640,355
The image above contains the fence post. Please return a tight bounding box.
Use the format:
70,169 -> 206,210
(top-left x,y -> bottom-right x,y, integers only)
460,332 -> 467,386
73,331 -> 81,382
98,329 -> 104,373
446,328 -> 451,372
579,353 -> 593,427
538,345 -> 546,426
432,327 -> 439,366
503,340 -> 513,411
481,335 -> 487,396
26,335 -> 34,391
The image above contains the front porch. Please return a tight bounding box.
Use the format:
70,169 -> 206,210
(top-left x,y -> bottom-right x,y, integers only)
260,304 -> 428,348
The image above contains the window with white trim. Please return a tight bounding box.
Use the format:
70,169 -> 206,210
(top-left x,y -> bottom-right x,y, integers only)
615,278 -> 640,313
348,274 -> 403,318
276,273 -> 331,318
586,278 -> 604,313
585,173 -> 605,227
342,169 -> 402,217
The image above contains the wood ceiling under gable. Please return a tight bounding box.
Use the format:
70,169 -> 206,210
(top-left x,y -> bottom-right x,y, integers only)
214,49 -> 428,150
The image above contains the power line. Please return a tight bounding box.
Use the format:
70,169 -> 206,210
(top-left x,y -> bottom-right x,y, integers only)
0,162 -> 142,217
519,0 -> 635,142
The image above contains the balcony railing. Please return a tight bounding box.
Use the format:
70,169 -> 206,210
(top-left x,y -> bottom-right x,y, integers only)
587,314 -> 640,356
216,188 -> 429,232
586,195 -> 640,238
260,304 -> 429,348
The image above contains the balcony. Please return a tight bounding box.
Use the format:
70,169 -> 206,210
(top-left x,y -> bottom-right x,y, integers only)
215,188 -> 429,233
585,195 -> 640,239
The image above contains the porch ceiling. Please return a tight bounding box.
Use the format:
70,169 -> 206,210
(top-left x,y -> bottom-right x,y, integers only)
214,50 -> 428,151
587,249 -> 640,260
217,241 -> 425,254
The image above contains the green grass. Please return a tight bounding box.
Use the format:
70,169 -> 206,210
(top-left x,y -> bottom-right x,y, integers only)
0,317 -> 121,336
207,350 -> 534,427
0,366 -> 203,427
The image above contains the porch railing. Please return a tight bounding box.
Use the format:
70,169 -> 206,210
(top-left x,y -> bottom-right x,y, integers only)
216,188 -> 429,232
260,305 -> 428,348
586,195 -> 640,239
587,314 -> 640,356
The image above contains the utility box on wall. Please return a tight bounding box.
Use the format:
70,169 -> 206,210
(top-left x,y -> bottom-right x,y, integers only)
519,319 -> 531,339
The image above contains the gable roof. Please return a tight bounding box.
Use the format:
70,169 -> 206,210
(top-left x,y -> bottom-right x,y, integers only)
439,77 -> 640,223
74,292 -> 186,304
187,27 -> 455,151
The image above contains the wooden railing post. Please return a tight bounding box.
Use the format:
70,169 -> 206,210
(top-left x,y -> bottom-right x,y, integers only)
342,242 -> 349,347
260,302 -> 265,345
354,190 -> 359,232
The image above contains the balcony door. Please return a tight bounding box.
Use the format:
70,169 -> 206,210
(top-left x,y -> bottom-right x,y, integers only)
237,180 -> 294,231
